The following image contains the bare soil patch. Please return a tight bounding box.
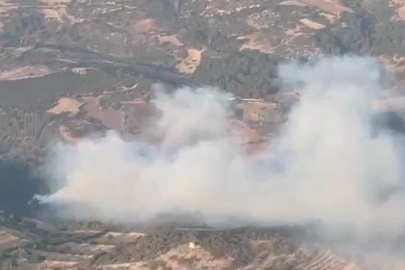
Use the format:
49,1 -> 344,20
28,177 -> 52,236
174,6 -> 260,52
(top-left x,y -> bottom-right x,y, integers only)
42,7 -> 75,23
279,0 -> 308,7
47,97 -> 83,116
239,32 -> 274,54
176,48 -> 203,74
158,35 -> 183,47
83,96 -> 125,132
300,18 -> 326,29
0,66 -> 53,82
40,0 -> 71,4
0,231 -> 19,245
156,244 -> 233,270
392,0 -> 405,20
246,13 -> 270,30
132,18 -> 157,34
300,0 -> 352,15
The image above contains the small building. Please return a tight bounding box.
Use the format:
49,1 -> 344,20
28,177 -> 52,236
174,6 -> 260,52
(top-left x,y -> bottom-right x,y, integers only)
242,101 -> 279,123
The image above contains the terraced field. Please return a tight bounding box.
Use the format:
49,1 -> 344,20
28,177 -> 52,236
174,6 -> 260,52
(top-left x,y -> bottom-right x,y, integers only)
0,212 -> 371,270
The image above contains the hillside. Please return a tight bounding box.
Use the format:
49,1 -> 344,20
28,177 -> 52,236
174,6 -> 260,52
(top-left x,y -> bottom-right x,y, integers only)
1,1 -> 405,269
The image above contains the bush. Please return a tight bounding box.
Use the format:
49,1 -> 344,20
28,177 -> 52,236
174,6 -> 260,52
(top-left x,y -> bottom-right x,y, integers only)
28,254 -> 46,263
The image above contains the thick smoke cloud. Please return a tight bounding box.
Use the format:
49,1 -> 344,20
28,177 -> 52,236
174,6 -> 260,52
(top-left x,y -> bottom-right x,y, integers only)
38,56 -> 405,236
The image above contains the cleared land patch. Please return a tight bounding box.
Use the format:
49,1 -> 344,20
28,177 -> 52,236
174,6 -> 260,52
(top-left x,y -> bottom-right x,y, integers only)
82,96 -> 125,132
300,18 -> 326,29
47,97 -> 83,117
176,49 -> 203,74
0,66 -> 54,82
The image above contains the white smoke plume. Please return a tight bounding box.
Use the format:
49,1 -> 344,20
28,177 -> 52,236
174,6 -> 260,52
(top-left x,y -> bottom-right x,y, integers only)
38,56 -> 405,237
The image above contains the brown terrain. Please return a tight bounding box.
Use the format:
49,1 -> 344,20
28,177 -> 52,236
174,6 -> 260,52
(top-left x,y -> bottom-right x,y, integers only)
0,211 -> 372,270
0,0 -> 405,269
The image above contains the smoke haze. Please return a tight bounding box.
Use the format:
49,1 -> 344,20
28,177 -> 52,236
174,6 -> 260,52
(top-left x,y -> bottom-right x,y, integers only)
38,56 -> 405,238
